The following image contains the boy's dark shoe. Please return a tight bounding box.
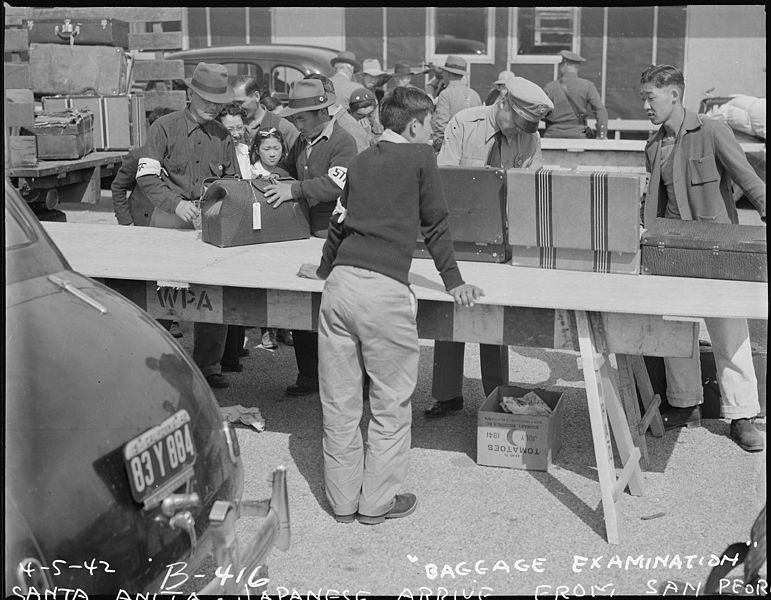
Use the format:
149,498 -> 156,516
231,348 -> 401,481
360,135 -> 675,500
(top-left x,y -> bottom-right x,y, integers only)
662,406 -> 701,430
206,373 -> 230,389
286,383 -> 319,396
424,396 -> 463,418
730,418 -> 764,453
358,494 -> 417,525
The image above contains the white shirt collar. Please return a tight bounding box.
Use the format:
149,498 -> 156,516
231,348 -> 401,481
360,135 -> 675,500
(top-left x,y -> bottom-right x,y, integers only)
379,129 -> 409,144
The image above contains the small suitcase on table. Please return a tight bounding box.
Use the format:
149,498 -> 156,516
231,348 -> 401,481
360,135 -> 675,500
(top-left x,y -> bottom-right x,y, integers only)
24,18 -> 130,48
414,166 -> 508,263
200,178 -> 310,248
640,218 -> 767,282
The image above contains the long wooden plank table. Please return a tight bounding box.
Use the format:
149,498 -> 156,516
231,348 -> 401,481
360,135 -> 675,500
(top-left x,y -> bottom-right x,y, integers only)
42,223 -> 768,544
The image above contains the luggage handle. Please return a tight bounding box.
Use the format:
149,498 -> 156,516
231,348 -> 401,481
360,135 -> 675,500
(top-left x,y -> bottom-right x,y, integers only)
54,19 -> 80,46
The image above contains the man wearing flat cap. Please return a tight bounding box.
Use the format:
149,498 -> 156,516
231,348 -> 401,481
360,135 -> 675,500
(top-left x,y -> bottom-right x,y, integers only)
136,62 -> 237,389
330,50 -> 363,110
543,49 -> 608,139
261,78 -> 358,397
432,55 -> 482,151
426,76 -> 553,418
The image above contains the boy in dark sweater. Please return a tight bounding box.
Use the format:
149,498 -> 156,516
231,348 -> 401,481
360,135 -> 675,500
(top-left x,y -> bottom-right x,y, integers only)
298,87 -> 483,525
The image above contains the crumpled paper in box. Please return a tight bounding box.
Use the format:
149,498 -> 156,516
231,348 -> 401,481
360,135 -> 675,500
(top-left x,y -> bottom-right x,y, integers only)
500,391 -> 553,416
220,404 -> 265,432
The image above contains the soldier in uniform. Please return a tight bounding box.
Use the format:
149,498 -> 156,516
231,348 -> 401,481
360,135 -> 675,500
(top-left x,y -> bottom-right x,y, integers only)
543,50 -> 608,140
426,77 -> 553,418
136,62 -> 237,389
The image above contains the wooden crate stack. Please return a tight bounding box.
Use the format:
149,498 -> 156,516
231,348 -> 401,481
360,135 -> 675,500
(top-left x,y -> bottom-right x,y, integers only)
4,6 -> 36,168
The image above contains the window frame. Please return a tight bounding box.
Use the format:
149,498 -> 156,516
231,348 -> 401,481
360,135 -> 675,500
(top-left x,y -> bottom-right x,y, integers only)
509,6 -> 581,65
425,7 -> 496,65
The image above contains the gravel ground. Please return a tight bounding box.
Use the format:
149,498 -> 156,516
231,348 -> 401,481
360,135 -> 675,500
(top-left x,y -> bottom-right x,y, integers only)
61,196 -> 767,597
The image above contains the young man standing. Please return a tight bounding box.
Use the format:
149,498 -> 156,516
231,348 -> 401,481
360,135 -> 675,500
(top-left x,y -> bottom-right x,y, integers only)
262,79 -> 358,397
640,64 -> 766,452
431,55 -> 482,151
298,87 -> 483,524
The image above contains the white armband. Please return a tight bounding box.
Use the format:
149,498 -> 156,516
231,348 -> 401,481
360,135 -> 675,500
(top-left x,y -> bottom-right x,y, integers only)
327,165 -> 348,190
136,158 -> 162,179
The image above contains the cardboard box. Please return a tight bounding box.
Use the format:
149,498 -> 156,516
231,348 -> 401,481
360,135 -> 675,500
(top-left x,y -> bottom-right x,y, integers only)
29,110 -> 94,160
508,169 -> 642,274
477,385 -> 564,471
42,94 -> 144,150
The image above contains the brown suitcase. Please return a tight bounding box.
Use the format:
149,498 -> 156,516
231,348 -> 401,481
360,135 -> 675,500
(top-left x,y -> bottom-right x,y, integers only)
200,178 -> 310,248
24,18 -> 130,48
414,166 -> 508,263
641,218 -> 767,282
27,109 -> 94,160
29,43 -> 128,96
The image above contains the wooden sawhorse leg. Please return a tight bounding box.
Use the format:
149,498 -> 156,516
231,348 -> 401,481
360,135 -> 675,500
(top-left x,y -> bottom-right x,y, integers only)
575,310 -> 644,544
616,355 -> 665,470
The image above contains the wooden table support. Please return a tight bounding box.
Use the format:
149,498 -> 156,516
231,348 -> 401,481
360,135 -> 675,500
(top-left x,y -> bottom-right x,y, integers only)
575,310 -> 643,545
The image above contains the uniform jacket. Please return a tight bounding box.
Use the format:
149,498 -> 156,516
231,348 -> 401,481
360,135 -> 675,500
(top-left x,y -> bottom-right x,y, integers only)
543,72 -> 608,139
644,109 -> 766,226
280,120 -> 357,234
432,80 -> 482,144
437,105 -> 542,169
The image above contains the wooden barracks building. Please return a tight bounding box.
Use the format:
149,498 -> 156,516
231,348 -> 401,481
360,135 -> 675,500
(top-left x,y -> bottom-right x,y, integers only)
7,6 -> 766,120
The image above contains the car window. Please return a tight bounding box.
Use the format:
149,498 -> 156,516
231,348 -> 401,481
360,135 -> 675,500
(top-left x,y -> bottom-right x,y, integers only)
271,65 -> 305,99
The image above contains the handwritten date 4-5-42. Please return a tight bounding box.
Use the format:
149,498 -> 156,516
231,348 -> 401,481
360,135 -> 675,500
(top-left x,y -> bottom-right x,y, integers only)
18,559 -> 115,578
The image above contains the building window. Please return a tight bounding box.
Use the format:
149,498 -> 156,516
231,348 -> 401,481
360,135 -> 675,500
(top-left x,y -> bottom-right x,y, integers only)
426,7 -> 495,64
512,7 -> 579,63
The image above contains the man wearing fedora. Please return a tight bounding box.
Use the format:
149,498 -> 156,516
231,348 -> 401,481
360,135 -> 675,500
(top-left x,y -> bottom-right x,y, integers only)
543,49 -> 608,139
330,50 -> 363,110
261,79 -> 358,397
136,62 -> 237,389
432,55 -> 482,152
425,76 -> 554,418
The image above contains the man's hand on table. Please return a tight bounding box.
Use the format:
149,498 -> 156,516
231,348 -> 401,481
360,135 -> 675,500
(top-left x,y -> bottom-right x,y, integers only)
175,201 -> 200,223
449,283 -> 484,307
297,263 -> 322,280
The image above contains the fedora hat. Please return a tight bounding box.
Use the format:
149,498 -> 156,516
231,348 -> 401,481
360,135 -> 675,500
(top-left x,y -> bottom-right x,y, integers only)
440,55 -> 467,76
184,62 -> 233,104
331,50 -> 362,73
281,79 -> 337,117
361,58 -> 387,76
389,60 -> 419,76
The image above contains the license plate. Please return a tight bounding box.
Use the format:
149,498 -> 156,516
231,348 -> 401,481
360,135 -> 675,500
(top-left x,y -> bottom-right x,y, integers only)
123,409 -> 196,505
